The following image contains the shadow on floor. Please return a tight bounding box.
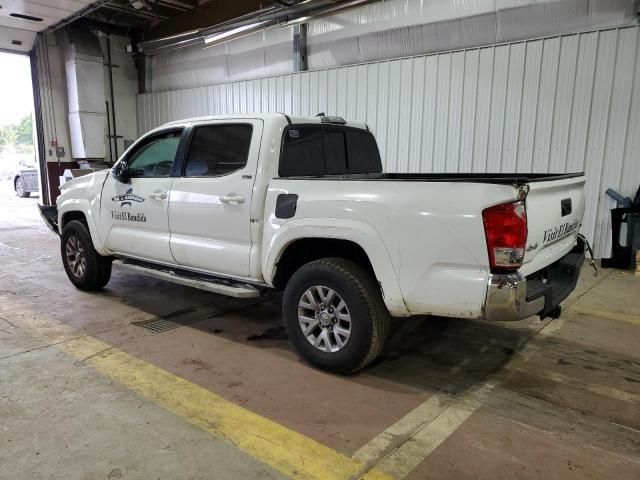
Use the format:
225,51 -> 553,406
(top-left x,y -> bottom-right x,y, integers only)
97,271 -> 534,396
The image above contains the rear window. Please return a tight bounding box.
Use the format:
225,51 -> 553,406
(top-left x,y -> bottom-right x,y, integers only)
279,125 -> 382,177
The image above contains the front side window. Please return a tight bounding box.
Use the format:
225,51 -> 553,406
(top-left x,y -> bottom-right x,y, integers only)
184,124 -> 253,177
127,129 -> 182,178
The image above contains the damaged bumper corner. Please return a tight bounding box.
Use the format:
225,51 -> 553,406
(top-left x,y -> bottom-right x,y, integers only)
484,237 -> 586,321
38,204 -> 59,235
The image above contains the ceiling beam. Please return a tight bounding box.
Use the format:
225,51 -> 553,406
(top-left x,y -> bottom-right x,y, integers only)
155,0 -> 197,11
102,3 -> 170,21
74,17 -> 140,36
146,0 -> 265,39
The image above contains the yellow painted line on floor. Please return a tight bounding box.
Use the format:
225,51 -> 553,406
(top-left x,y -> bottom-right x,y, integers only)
567,305 -> 640,326
352,394 -> 453,466
534,370 -> 640,405
0,299 -> 390,480
354,291 -> 623,479
361,383 -> 496,480
535,317 -> 565,338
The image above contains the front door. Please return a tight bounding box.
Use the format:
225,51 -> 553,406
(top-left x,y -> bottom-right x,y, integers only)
99,128 -> 183,263
169,120 -> 262,278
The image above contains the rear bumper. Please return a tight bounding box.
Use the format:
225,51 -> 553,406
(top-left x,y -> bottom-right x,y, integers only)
38,204 -> 59,235
484,237 -> 585,321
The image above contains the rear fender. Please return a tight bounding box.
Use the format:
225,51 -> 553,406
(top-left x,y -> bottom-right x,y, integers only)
264,218 -> 409,317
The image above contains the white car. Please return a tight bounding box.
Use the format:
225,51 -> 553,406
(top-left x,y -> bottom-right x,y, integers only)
40,114 -> 587,373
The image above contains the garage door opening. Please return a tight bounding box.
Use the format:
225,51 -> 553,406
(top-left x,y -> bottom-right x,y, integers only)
0,51 -> 39,225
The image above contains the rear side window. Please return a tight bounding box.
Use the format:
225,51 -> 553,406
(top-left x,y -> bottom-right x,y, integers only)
279,125 -> 382,177
278,126 -> 325,176
184,124 -> 252,177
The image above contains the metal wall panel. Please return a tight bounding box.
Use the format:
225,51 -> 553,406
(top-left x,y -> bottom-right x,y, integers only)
137,26 -> 640,258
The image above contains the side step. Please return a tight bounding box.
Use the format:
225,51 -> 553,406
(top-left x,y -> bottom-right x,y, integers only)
112,259 -> 262,298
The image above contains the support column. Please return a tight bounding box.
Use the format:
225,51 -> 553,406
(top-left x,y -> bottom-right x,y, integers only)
293,23 -> 308,73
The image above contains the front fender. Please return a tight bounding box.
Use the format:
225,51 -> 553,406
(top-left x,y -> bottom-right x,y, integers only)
263,218 -> 409,317
57,198 -> 109,256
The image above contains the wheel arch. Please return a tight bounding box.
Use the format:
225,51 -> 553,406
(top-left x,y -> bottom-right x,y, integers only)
264,220 -> 409,317
58,200 -> 109,255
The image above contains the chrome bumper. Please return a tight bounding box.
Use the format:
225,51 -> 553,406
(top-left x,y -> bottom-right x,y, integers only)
484,240 -> 586,322
484,272 -> 545,322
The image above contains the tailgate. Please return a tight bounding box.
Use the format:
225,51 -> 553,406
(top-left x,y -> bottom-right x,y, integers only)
520,175 -> 585,276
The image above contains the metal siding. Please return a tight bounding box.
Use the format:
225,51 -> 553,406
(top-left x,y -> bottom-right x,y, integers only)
620,35 -> 640,206
366,63 -> 379,138
502,42 -> 526,174
408,56 -> 426,173
459,49 -> 479,173
433,54 -> 450,173
533,37 -> 561,173
356,64 -> 368,121
596,27 -> 637,256
583,30 -> 617,256
447,52 -> 465,173
375,62 -> 390,171
386,60 -> 403,173
473,47 -> 494,173
516,39 -> 543,172
137,26 -> 640,258
421,55 -> 438,174
486,45 -> 509,173
566,32 -> 598,173
549,35 -> 579,173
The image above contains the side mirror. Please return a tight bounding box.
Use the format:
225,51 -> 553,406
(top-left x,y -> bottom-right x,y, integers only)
111,161 -> 130,183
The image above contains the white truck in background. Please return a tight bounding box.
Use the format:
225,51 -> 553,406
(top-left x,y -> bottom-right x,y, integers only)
40,114 -> 587,373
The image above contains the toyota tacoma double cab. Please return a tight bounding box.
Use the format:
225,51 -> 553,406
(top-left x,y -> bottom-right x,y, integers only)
40,114 -> 587,373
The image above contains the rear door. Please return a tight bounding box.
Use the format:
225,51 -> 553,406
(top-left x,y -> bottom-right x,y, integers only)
99,128 -> 183,263
520,175 -> 586,275
168,120 -> 262,278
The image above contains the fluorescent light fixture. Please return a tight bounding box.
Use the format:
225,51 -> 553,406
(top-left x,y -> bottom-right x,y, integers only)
281,16 -> 311,27
204,21 -> 268,45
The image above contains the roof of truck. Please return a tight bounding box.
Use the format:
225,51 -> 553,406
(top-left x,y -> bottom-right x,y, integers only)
158,113 -> 369,131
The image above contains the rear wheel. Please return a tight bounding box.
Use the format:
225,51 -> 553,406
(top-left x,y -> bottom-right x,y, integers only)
283,258 -> 390,374
15,177 -> 30,198
61,220 -> 112,290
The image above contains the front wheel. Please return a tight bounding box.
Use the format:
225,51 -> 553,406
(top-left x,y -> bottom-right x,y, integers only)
283,258 -> 390,374
61,220 -> 112,291
15,177 -> 30,198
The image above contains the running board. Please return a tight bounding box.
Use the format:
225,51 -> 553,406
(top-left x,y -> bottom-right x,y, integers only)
112,260 -> 262,298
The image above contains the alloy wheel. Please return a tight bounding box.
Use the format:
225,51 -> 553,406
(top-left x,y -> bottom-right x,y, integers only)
298,285 -> 352,353
65,235 -> 86,278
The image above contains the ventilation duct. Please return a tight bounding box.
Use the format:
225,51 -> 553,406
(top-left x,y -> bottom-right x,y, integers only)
60,28 -> 107,160
138,0 -> 381,55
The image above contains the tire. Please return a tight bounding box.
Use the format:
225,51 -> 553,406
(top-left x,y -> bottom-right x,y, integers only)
15,177 -> 30,198
283,258 -> 390,374
61,220 -> 112,291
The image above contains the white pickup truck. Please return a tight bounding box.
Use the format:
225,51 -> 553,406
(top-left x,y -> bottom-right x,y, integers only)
40,114 -> 587,373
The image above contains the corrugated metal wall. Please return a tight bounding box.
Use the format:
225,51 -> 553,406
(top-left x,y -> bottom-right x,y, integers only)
137,26 -> 640,258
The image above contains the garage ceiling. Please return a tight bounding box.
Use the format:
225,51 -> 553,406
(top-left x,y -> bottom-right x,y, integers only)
0,0 -> 102,52
0,1 -> 286,53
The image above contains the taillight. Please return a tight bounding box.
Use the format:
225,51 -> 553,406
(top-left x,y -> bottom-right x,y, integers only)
482,201 -> 527,273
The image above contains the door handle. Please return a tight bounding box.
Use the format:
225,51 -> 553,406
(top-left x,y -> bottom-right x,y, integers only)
220,193 -> 245,205
149,191 -> 168,200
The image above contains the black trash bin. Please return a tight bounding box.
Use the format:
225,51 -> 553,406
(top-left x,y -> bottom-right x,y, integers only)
601,185 -> 640,269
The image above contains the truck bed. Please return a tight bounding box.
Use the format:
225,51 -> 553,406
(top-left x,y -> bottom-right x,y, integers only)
278,172 -> 584,186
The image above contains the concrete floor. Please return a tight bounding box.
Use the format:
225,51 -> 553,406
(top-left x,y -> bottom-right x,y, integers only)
0,178 -> 639,480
